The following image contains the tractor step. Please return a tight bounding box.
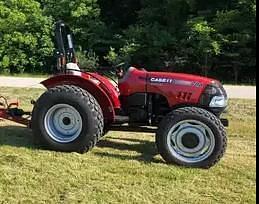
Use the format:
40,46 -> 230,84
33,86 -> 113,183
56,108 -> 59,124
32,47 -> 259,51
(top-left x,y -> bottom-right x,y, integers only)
114,115 -> 129,124
109,125 -> 157,133
113,115 -> 157,133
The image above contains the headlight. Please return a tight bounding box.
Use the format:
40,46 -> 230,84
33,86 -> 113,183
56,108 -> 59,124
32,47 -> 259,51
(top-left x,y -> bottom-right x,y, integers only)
200,82 -> 228,108
209,95 -> 228,108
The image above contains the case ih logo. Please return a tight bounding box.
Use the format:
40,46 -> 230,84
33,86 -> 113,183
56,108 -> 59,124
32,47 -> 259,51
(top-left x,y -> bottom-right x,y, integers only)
150,78 -> 203,88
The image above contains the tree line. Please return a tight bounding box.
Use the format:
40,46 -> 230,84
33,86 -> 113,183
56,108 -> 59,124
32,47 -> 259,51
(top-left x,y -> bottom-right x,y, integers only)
0,0 -> 256,84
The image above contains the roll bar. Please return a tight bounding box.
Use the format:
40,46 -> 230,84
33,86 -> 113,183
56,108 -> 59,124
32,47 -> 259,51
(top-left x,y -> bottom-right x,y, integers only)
55,21 -> 77,72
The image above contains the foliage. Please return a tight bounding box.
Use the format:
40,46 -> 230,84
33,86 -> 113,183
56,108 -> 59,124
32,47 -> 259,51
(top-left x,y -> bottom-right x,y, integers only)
0,0 -> 54,73
0,0 -> 256,83
40,0 -> 112,55
182,18 -> 221,75
76,49 -> 99,71
212,0 -> 256,83
105,43 -> 140,68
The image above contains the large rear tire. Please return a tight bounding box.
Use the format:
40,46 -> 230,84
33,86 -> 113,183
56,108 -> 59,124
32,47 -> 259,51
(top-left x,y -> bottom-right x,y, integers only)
156,107 -> 227,169
32,85 -> 104,153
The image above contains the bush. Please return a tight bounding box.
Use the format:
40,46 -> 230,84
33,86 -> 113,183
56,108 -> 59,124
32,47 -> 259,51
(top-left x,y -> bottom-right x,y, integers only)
76,49 -> 99,71
0,0 -> 54,73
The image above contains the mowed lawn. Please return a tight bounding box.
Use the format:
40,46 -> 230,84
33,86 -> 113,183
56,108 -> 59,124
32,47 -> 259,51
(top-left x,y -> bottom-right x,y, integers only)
0,87 -> 256,204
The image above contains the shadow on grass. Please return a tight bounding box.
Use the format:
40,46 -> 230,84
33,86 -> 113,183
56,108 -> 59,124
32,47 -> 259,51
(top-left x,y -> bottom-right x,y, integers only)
0,125 -> 36,149
96,136 -> 163,164
0,125 -> 163,164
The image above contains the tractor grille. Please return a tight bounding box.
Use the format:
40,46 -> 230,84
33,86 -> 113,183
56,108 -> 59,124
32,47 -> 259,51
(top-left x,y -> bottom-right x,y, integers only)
177,92 -> 193,101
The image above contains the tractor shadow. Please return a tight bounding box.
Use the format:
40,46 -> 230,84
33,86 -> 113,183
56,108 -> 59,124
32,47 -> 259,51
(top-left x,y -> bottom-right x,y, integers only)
0,124 -> 163,164
0,125 -> 36,149
96,136 -> 163,164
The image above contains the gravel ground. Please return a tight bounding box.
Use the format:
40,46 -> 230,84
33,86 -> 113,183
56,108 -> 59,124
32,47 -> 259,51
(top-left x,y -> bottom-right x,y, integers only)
224,85 -> 256,99
0,76 -> 256,99
0,76 -> 44,89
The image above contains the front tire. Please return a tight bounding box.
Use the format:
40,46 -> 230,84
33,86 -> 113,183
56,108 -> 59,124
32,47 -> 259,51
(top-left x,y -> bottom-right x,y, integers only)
156,107 -> 227,168
32,85 -> 104,153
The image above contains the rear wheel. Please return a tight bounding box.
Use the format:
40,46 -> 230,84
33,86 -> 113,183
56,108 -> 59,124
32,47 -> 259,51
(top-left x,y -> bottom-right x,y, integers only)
32,85 -> 104,153
156,107 -> 227,168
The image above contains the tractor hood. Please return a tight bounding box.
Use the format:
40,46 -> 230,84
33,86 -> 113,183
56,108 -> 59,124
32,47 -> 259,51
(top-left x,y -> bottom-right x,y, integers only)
145,69 -> 226,108
148,71 -> 219,88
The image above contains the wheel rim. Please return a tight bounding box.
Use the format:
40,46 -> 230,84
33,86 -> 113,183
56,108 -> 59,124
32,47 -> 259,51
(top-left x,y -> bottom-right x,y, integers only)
44,104 -> 83,143
167,120 -> 215,164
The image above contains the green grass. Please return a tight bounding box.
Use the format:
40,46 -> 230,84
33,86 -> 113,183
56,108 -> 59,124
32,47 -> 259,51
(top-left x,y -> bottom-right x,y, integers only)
0,87 -> 256,204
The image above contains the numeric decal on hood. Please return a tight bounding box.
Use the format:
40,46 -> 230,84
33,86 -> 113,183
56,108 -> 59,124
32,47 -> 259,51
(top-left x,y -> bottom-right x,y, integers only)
149,77 -> 203,88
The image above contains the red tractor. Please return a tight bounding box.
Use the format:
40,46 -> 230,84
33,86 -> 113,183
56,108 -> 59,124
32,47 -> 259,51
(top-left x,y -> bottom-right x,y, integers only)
1,22 -> 228,168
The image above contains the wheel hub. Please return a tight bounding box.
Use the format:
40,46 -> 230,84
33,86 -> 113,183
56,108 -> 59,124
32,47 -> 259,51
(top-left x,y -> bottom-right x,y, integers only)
167,120 -> 215,163
181,133 -> 200,149
44,104 -> 83,143
62,117 -> 71,126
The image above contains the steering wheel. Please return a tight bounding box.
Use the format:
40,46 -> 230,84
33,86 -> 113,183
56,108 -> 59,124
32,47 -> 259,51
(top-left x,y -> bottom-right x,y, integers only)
114,62 -> 126,78
96,62 -> 126,85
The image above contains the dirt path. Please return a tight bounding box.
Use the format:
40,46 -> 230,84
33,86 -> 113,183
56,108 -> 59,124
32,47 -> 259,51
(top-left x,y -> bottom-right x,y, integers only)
0,76 -> 256,99
224,85 -> 256,99
0,76 -> 44,89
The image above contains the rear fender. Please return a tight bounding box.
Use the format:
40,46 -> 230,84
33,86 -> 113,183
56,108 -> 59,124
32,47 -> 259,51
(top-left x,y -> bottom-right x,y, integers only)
41,74 -> 115,123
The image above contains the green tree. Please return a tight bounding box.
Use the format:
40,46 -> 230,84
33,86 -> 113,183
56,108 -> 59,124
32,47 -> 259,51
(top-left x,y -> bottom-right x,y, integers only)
40,0 -> 110,57
213,0 -> 256,83
124,0 -> 191,69
0,0 -> 54,73
183,18 -> 221,76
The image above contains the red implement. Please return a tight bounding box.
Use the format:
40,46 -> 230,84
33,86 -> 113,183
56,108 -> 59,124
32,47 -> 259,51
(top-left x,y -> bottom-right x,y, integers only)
0,98 -> 30,126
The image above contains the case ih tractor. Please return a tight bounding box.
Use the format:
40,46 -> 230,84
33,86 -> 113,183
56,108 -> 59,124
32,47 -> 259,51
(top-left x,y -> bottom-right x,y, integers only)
0,22 -> 228,168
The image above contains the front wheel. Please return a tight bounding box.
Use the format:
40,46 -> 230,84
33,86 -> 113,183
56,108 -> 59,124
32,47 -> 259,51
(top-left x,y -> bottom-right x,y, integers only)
156,107 -> 227,169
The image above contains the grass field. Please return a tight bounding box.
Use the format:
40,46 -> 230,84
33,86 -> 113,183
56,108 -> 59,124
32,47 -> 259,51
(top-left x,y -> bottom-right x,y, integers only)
0,87 -> 256,204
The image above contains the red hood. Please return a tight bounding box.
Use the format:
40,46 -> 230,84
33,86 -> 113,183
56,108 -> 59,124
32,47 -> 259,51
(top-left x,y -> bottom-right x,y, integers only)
149,71 -> 218,87
144,69 -> 221,107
